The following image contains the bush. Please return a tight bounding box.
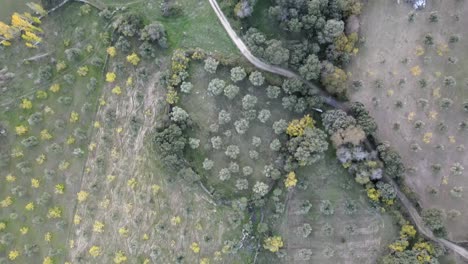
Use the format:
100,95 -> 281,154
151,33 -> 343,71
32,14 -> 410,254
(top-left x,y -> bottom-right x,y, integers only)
204,57 -> 219,74
443,76 -> 456,87
21,136 -> 39,148
242,94 -> 258,110
225,145 -> 240,159
224,84 -> 240,99
319,200 -> 334,215
422,208 -> 446,237
266,85 -> 281,99
231,66 -> 246,82
139,22 -> 167,48
249,71 -> 265,86
258,109 -> 271,123
207,79 -> 226,96
28,112 -> 43,125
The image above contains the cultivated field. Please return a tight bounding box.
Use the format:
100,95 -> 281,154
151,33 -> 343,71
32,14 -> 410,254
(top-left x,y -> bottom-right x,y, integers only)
348,0 -> 468,242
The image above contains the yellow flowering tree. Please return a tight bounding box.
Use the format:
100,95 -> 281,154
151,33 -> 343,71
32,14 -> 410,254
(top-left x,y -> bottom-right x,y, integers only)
263,236 -> 283,252
20,98 -> 33,109
89,246 -> 102,257
106,72 -> 116,82
286,115 -> 315,137
107,46 -> 116,57
15,125 -> 28,135
126,52 -> 140,65
284,171 -> 297,189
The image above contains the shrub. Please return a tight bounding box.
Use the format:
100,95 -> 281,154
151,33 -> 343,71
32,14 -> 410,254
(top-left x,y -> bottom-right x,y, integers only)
204,57 -> 219,74
319,200 -> 334,215
21,136 -> 39,148
344,200 -> 357,215
224,84 -> 240,99
249,71 -> 264,86
231,66 -> 246,82
207,79 -> 226,96
422,208 -> 446,237
439,98 -> 453,110
450,162 -> 464,176
443,76 -> 456,87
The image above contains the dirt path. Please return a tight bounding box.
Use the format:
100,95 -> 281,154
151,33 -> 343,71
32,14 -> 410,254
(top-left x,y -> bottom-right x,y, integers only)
209,0 -> 468,260
207,0 -> 344,110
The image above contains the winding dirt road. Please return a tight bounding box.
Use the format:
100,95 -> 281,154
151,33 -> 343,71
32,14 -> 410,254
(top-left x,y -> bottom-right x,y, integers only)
207,0 -> 343,110
207,0 -> 468,261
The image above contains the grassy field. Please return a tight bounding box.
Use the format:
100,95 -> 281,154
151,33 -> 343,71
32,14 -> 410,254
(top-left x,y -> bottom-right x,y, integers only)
0,3 -> 107,263
348,0 -> 468,243
94,0 -> 238,55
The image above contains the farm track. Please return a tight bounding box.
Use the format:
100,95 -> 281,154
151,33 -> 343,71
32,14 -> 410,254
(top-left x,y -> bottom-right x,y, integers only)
207,0 -> 468,261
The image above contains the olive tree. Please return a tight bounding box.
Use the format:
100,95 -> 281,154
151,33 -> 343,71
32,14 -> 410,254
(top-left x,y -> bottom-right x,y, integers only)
235,119 -> 250,134
218,110 -> 231,125
266,85 -> 281,99
287,127 -> 329,166
242,94 -> 258,110
180,82 -> 193,94
224,84 -> 240,99
207,78 -> 226,96
258,109 -> 271,123
299,54 -> 321,81
273,119 -> 288,134
249,71 -> 265,86
204,57 -> 219,74
231,66 -> 246,82
225,145 -> 240,159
